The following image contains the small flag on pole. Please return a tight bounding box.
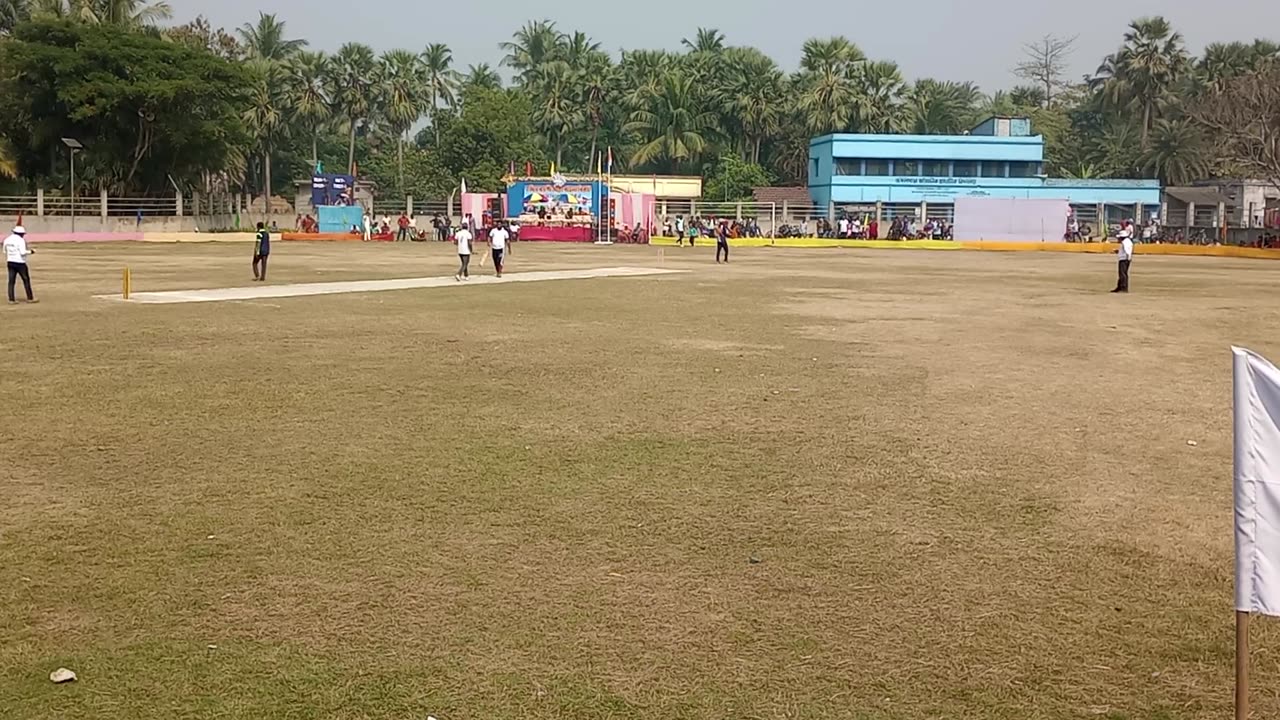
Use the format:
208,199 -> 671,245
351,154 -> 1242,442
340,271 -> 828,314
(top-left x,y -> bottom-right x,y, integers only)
550,161 -> 556,176
596,151 -> 602,177
606,147 -> 613,178
1234,346 -> 1280,616
460,177 -> 468,195
525,161 -> 533,177
1231,345 -> 1280,720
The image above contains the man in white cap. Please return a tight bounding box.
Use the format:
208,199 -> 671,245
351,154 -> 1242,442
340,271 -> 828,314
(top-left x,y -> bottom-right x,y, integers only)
1112,220 -> 1134,293
3,225 -> 37,304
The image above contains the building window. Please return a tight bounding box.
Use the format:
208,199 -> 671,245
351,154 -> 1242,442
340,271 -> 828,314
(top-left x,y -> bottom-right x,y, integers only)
811,159 -> 819,178
864,159 -> 890,176
834,159 -> 863,176
953,161 -> 978,177
895,160 -> 919,176
980,161 -> 1006,178
1008,161 -> 1040,178
922,161 -> 949,177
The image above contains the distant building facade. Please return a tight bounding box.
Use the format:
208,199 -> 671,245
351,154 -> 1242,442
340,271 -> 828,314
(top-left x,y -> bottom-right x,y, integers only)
808,116 -> 1161,226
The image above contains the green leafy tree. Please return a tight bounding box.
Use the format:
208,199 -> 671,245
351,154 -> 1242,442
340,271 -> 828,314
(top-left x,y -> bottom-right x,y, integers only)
703,153 -> 771,201
0,19 -> 250,191
243,59 -> 291,208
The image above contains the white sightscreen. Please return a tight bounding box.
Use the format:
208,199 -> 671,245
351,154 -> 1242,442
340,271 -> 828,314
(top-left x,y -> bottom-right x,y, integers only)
954,197 -> 1071,242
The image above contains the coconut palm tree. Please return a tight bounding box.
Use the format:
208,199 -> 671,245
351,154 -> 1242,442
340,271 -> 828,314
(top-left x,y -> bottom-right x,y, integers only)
237,12 -> 306,63
1,0 -> 27,33
287,51 -> 330,169
420,43 -> 458,144
500,20 -> 563,85
624,71 -> 718,173
243,59 -> 291,216
461,63 -> 502,93
380,49 -> 422,191
1141,117 -> 1209,184
65,0 -> 169,25
530,62 -> 580,167
0,137 -> 17,178
562,30 -> 602,68
329,42 -> 377,174
578,53 -> 614,171
681,27 -> 725,54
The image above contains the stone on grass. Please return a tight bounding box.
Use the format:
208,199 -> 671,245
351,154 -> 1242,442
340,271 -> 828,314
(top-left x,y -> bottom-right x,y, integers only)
49,668 -> 76,683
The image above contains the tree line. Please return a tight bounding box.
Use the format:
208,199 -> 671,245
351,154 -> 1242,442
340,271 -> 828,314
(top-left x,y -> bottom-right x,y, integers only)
0,5 -> 1278,204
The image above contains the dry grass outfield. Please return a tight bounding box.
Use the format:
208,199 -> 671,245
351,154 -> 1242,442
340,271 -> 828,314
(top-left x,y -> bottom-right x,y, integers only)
2,241 -> 1279,720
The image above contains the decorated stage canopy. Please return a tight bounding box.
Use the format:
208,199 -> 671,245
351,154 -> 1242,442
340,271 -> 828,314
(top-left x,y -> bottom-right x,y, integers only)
507,176 -> 609,217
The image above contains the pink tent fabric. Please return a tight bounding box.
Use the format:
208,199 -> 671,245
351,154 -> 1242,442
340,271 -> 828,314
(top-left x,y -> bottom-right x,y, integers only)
613,193 -> 656,231
460,193 -> 499,221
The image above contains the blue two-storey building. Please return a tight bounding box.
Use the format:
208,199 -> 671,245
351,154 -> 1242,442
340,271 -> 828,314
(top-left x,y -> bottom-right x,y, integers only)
807,116 -> 1160,228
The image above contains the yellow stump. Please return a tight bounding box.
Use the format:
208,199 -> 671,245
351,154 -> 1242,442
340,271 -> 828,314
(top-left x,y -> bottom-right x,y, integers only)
122,267 -> 131,300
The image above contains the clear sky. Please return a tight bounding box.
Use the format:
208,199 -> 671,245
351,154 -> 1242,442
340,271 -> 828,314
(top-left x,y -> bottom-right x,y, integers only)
176,0 -> 1280,90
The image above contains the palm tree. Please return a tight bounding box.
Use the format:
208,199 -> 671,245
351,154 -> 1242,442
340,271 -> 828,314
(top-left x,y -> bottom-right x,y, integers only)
617,49 -> 677,110
717,48 -> 784,163
0,137 -> 17,178
562,30 -> 602,68
850,60 -> 906,133
624,72 -> 718,173
243,60 -> 291,217
1141,118 -> 1208,184
77,0 -> 170,25
237,12 -> 306,62
287,51 -> 331,169
461,63 -> 502,93
794,36 -> 865,134
578,55 -> 615,171
1,0 -> 28,33
1094,17 -> 1189,142
329,42 -> 378,174
530,62 -> 580,167
681,27 -> 725,54
500,20 -> 563,85
380,49 -> 422,192
906,80 -> 981,134
420,43 -> 458,144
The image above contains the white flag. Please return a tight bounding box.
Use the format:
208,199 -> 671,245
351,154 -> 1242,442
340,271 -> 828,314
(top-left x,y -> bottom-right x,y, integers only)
1234,346 -> 1280,616
460,177 -> 468,196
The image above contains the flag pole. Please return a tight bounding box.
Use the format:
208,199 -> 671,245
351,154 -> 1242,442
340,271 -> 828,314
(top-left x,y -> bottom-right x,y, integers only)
1237,610 -> 1250,720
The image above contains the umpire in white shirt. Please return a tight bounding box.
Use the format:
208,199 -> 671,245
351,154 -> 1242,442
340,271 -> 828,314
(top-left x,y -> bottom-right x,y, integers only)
4,225 -> 37,304
1112,221 -> 1134,293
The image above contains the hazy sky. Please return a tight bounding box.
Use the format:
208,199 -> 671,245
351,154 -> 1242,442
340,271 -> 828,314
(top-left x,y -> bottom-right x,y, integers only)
177,0 -> 1280,89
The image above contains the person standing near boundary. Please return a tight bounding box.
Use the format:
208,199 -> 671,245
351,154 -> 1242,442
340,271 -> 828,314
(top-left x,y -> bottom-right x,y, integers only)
716,221 -> 730,264
252,221 -> 271,281
1112,221 -> 1133,293
4,225 -> 36,304
454,224 -> 473,281
489,222 -> 509,279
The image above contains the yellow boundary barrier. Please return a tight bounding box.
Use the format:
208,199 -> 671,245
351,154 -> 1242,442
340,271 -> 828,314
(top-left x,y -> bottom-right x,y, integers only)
648,236 -> 1280,260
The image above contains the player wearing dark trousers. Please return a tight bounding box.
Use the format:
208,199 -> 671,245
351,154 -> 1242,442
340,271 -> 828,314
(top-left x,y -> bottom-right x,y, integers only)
7,262 -> 33,302
491,248 -> 504,276
716,226 -> 729,263
458,253 -> 471,278
1111,232 -> 1133,293
252,222 -> 271,281
4,226 -> 36,303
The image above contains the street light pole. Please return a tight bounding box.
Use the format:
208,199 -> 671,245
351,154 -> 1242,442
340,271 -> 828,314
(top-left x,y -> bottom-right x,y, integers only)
61,138 -> 83,234
70,148 -> 76,233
